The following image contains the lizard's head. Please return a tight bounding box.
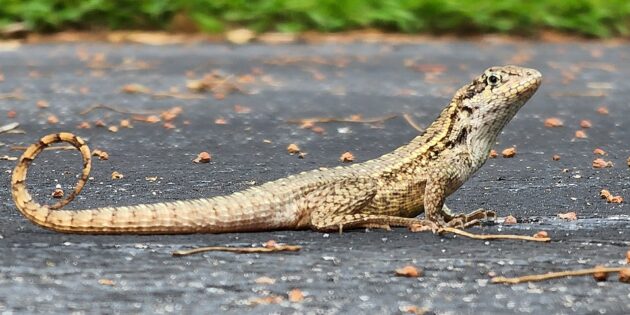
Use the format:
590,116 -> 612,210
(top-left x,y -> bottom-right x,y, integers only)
447,65 -> 541,162
457,65 -> 541,134
458,65 -> 541,128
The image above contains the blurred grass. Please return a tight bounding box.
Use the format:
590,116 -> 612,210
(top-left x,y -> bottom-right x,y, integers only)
1,0 -> 629,37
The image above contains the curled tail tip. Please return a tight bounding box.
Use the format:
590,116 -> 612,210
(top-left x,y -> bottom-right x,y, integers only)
12,132 -> 92,218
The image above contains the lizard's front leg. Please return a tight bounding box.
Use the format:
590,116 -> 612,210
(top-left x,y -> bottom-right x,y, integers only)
424,180 -> 495,228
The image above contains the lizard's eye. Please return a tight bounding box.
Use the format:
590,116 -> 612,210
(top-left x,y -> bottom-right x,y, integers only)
487,74 -> 501,85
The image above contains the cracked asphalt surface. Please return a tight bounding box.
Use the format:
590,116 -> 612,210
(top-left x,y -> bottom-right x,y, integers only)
0,39 -> 629,314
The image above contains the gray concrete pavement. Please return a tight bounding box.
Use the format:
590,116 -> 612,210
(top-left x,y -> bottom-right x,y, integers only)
0,40 -> 629,314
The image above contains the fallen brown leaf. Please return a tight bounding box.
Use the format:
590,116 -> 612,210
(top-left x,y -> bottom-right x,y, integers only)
544,117 -> 563,128
287,144 -> 300,154
395,265 -> 422,278
592,265 -> 608,282
47,115 -> 59,124
504,215 -> 517,225
575,130 -> 587,139
77,121 -> 91,129
92,149 -> 109,160
593,148 -> 606,155
596,106 -> 609,115
579,120 -> 592,128
254,276 -> 276,285
36,100 -> 49,108
98,279 -> 115,286
248,295 -> 283,305
619,269 -> 630,283
193,152 -> 211,163
121,83 -> 150,94
592,158 -> 613,168
502,147 -> 516,158
552,154 -> 561,161
111,171 -> 124,180
288,288 -> 305,302
557,211 -> 577,221
489,149 -> 498,158
52,184 -> 64,198
339,151 -> 354,163
533,231 -> 549,239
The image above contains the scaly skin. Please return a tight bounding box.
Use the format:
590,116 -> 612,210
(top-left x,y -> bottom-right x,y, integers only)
11,65 -> 542,234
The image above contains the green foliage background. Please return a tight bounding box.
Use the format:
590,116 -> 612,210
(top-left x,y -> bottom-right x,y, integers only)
1,0 -> 629,37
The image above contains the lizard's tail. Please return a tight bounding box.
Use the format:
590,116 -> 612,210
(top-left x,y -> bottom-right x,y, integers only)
12,132 -> 300,234
11,132 -> 93,232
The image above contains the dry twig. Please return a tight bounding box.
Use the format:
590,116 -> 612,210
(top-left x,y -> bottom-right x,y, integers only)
0,90 -> 23,100
0,122 -> 20,134
438,227 -> 551,242
151,92 -> 205,100
491,267 -> 629,284
402,113 -> 424,132
286,114 -> 397,125
11,145 -> 76,151
172,244 -> 301,256
80,103 -> 160,116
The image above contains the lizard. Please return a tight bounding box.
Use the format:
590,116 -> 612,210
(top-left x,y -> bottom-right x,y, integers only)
11,65 -> 542,235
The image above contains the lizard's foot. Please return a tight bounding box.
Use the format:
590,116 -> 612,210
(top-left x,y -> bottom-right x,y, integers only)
408,220 -> 440,233
443,209 -> 497,228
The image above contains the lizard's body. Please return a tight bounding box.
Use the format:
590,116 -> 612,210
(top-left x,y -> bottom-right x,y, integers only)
11,65 -> 541,234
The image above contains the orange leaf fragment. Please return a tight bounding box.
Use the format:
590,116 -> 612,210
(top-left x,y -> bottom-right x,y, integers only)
504,215 -> 517,225
575,130 -> 587,139
288,289 -> 305,302
234,104 -> 251,114
121,83 -> 150,94
339,151 -> 355,163
533,231 -> 549,239
592,265 -> 608,282
596,106 -> 609,115
552,154 -> 561,161
544,117 -> 563,128
580,120 -> 592,128
193,152 -> 211,163
92,149 -> 109,160
47,115 -> 59,124
7,110 -> 16,118
214,117 -> 228,125
489,149 -> 498,158
120,119 -> 132,128
619,268 -> 630,283
592,158 -> 613,168
36,100 -> 49,108
254,276 -> 276,285
557,212 -> 577,221
111,171 -> 124,180
98,279 -> 115,286
593,148 -> 606,155
395,265 -> 422,278
287,144 -> 300,154
51,184 -> 64,198
108,125 -> 119,133
502,147 -> 516,158
77,121 -> 91,129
